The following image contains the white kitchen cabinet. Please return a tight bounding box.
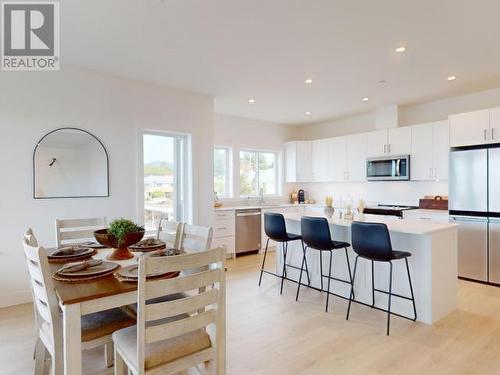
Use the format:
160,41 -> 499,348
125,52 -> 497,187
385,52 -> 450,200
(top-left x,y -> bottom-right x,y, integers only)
403,209 -> 449,223
490,107 -> 500,143
388,127 -> 412,155
312,138 -> 331,182
345,133 -> 367,181
411,121 -> 449,181
366,128 -> 411,157
213,209 -> 236,258
330,136 -> 347,181
433,121 -> 450,180
449,109 -> 490,147
285,141 -> 313,183
366,130 -> 388,157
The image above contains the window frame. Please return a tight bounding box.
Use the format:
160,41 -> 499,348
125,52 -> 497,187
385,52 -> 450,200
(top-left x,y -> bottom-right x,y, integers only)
239,148 -> 281,198
213,145 -> 233,199
141,130 -> 191,234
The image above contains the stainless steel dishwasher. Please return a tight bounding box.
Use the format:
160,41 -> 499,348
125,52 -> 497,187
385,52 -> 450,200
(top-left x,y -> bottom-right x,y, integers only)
235,209 -> 261,255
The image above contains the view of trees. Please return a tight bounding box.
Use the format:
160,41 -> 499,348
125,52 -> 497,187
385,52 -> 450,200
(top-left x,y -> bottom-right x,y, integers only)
214,148 -> 227,197
144,161 -> 173,176
239,151 -> 276,196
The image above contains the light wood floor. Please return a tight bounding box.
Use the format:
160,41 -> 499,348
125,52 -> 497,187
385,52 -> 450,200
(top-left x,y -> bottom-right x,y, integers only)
2,253 -> 500,374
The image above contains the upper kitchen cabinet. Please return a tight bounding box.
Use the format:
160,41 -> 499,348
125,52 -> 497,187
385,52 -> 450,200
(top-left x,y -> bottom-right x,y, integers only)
490,107 -> 500,142
330,136 -> 347,181
345,133 -> 367,181
449,109 -> 490,147
366,127 -> 411,157
411,121 -> 449,181
366,129 -> 388,156
285,141 -> 313,183
312,138 -> 331,182
388,127 -> 412,155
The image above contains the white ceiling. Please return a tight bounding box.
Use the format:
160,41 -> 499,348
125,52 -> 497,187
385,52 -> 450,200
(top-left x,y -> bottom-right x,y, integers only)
62,0 -> 500,124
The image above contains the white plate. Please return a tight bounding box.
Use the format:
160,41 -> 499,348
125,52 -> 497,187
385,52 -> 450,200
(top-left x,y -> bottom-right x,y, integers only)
116,264 -> 168,279
49,247 -> 94,259
57,261 -> 118,277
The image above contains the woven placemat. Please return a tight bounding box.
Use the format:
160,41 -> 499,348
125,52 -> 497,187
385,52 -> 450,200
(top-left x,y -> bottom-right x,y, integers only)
114,271 -> 179,283
48,249 -> 97,264
52,265 -> 121,283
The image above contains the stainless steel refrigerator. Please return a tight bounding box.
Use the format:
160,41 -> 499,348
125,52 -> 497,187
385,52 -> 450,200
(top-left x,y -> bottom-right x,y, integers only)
449,146 -> 500,284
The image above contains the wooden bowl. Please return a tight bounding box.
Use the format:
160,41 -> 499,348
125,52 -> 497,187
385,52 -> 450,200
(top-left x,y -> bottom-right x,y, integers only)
94,229 -> 145,261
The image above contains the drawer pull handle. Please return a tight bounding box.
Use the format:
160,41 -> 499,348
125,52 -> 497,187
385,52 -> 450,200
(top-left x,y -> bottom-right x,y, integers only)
217,227 -> 227,230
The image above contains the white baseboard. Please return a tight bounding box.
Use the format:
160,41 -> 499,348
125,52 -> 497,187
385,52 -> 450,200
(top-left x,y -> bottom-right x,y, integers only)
0,290 -> 32,308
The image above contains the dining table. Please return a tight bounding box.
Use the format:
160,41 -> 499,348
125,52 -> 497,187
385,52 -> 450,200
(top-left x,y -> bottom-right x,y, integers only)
50,248 -> 151,375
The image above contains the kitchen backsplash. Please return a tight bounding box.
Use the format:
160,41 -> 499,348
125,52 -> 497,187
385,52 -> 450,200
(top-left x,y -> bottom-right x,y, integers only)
287,181 -> 449,207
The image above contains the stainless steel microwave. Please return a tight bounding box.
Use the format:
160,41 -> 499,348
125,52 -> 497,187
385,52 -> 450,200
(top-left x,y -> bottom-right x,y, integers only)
366,155 -> 410,181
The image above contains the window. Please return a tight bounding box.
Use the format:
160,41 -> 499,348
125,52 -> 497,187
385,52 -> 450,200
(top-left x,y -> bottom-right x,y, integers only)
143,132 -> 188,231
240,150 -> 278,196
214,146 -> 231,198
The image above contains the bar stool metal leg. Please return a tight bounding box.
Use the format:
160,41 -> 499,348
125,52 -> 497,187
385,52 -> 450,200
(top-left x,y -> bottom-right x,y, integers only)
302,240 -> 311,286
371,260 -> 375,307
280,242 -> 288,295
387,261 -> 393,336
346,256 -> 359,320
295,245 -> 307,301
405,258 -> 417,321
344,247 -> 355,299
319,251 -> 324,291
258,238 -> 270,286
283,241 -> 289,278
325,250 -> 333,312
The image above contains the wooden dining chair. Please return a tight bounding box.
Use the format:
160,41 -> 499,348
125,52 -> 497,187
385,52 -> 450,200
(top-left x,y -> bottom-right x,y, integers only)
55,217 -> 107,247
156,218 -> 183,249
22,230 -> 136,373
179,224 -> 213,252
112,246 -> 226,375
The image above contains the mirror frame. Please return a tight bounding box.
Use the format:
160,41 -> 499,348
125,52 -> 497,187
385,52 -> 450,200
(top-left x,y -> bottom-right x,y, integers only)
33,127 -> 110,199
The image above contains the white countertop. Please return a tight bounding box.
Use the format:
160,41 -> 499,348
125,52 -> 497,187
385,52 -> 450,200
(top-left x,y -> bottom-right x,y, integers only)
407,209 -> 449,215
283,212 -> 458,235
214,203 -> 313,211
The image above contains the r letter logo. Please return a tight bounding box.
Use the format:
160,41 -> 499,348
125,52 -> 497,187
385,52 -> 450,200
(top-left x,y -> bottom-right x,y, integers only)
2,1 -> 60,71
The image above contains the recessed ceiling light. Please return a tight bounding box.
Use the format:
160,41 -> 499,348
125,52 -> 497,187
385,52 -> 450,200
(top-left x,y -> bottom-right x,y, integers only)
248,98 -> 255,103
305,111 -> 312,115
447,76 -> 457,81
395,46 -> 406,52
304,78 -> 313,84
362,97 -> 369,102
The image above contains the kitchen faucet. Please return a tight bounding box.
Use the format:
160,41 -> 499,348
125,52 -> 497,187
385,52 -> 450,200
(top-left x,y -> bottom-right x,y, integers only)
259,187 -> 265,205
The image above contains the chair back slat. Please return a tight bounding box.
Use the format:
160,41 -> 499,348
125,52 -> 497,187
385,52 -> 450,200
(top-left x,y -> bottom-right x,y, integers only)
157,219 -> 182,249
145,268 -> 222,300
146,289 -> 219,321
145,309 -> 217,344
179,224 -> 213,252
55,217 -> 107,246
22,233 -> 62,354
135,246 -> 225,373
146,247 -> 223,275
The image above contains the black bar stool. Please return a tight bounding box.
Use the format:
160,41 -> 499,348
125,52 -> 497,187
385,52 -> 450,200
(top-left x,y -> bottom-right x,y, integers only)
259,212 -> 310,294
346,221 -> 417,336
296,216 -> 355,312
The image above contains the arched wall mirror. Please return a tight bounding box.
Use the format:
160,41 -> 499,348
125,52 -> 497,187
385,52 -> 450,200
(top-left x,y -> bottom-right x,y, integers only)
33,128 -> 109,199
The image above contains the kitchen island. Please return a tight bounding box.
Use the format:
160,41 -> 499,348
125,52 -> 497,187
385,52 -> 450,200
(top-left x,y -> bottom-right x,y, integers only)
277,213 -> 458,325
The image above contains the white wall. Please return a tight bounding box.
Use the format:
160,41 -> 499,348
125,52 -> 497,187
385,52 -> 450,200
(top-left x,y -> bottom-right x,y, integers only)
0,67 -> 214,307
294,181 -> 449,208
214,114 -> 296,202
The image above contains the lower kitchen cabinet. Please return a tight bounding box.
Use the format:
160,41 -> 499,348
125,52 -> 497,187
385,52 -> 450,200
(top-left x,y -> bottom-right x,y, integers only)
214,210 -> 236,258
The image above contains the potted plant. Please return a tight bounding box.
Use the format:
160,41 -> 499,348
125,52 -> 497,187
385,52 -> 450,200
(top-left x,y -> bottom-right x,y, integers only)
94,219 -> 145,260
